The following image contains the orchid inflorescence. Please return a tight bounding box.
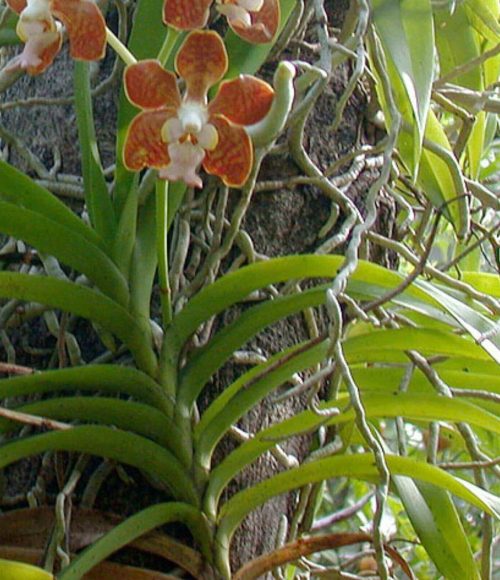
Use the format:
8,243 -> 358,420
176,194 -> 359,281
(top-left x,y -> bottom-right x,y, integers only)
5,0 -> 107,75
5,0 -> 280,188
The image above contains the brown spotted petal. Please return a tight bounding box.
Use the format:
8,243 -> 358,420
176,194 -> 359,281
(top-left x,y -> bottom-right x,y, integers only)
50,0 -> 106,61
22,29 -> 62,75
123,109 -> 176,171
5,22 -> 62,75
5,0 -> 26,14
209,75 -> 274,126
204,114 -> 253,187
226,0 -> 280,44
124,60 -> 181,111
175,30 -> 228,103
163,0 -> 212,30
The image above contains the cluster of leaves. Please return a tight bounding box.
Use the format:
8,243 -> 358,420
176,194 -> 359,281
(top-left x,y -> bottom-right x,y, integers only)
0,0 -> 498,578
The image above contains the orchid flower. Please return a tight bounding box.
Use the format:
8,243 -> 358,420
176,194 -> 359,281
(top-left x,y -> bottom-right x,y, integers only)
5,0 -> 106,75
123,30 -> 274,188
163,0 -> 280,44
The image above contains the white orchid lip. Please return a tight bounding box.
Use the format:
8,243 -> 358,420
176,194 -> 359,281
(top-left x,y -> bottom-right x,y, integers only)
160,141 -> 206,189
159,100 -> 219,188
17,0 -> 54,41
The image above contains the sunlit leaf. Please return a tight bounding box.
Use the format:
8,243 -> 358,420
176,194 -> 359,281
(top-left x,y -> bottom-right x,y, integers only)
394,478 -> 480,579
435,4 -> 484,178
216,454 -> 500,571
415,280 -> 500,361
372,0 -> 434,173
0,559 -> 53,579
205,393 -> 499,517
463,0 -> 500,43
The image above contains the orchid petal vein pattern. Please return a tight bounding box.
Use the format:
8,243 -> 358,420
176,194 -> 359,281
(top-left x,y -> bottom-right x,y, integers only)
163,0 -> 280,44
123,30 -> 274,188
5,0 -> 106,74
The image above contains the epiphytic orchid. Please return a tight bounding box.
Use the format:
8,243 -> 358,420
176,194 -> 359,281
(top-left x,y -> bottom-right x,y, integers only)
163,0 -> 280,44
5,0 -> 106,75
123,30 -> 274,188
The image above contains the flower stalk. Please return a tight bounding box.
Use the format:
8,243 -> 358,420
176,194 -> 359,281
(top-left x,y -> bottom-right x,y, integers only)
156,179 -> 173,328
106,27 -> 137,66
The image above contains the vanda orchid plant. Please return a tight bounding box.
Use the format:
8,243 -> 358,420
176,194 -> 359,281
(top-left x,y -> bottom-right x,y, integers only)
0,0 -> 499,579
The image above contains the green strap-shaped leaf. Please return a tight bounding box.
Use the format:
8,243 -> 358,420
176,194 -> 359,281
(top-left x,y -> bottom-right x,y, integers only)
459,272 -> 500,297
437,356 -> 499,375
464,0 -> 500,43
372,0 -> 434,173
395,478 -> 480,579
0,365 -> 169,412
194,340 -> 329,474
128,193 -> 158,319
112,184 -> 139,277
0,273 -> 156,376
194,340 -> 328,440
346,279 -> 457,328
369,8 -> 469,234
417,112 -> 469,236
206,394 -> 499,518
129,180 -> 188,319
435,4 -> 484,179
0,160 -> 104,250
214,453 -> 499,577
0,201 -> 128,306
2,397 -> 183,458
0,426 -> 198,505
344,327 -> 491,363
74,62 -> 116,246
178,286 -> 328,411
416,279 -> 500,361
164,255 -> 431,357
351,366 -> 500,396
58,502 -> 212,580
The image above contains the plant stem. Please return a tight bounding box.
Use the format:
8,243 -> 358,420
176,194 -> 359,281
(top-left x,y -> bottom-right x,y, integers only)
156,180 -> 172,328
158,27 -> 181,67
105,28 -> 137,66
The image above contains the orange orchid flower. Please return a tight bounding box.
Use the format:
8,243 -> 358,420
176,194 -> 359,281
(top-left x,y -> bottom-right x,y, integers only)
5,0 -> 106,75
164,0 -> 280,44
123,30 -> 274,188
